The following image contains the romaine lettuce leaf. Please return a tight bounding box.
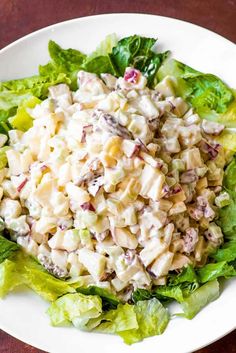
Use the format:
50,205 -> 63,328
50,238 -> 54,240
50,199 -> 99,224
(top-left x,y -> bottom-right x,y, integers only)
87,34 -> 118,60
47,292 -> 102,328
0,259 -> 24,297
211,240 -> 236,262
168,265 -> 198,285
0,146 -> 10,169
0,234 -> 19,264
118,298 -> 170,344
217,157 -> 236,238
1,73 -> 70,99
111,35 -> 169,87
76,285 -> 120,310
223,156 -> 236,191
0,89 -> 32,133
39,40 -> 86,90
157,59 -> 234,116
180,280 -> 219,319
197,261 -> 236,283
9,96 -> 41,131
91,303 -> 138,334
0,244 -> 75,301
132,286 -> 185,303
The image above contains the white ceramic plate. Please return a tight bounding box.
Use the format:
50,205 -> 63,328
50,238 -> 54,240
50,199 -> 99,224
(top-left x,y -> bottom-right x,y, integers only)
0,13 -> 236,353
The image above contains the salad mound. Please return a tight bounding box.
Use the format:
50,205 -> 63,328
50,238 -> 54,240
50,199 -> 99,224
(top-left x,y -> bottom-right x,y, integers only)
0,34 -> 236,344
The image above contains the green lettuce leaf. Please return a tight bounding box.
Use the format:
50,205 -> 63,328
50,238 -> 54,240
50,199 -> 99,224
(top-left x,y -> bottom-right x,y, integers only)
0,235 -> 20,264
157,59 -> 234,116
0,146 -> 10,169
0,245 -> 75,301
218,191 -> 236,238
218,157 -> 236,238
0,258 -> 24,297
0,89 -> 32,133
223,156 -> 236,191
47,292 -> 102,328
118,298 -> 170,345
180,280 -> 219,319
87,34 -> 118,60
91,303 -> 138,334
197,262 -> 236,283
9,96 -> 41,131
76,285 -> 120,310
168,265 -> 198,285
211,240 -> 236,262
133,266 -> 199,305
111,35 -> 169,87
39,40 -> 86,90
48,40 -> 86,72
132,286 -> 185,304
83,55 -> 118,76
1,73 -> 71,101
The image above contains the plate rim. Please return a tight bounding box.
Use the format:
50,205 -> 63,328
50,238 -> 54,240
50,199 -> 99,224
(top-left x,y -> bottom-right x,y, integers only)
0,13 -> 235,353
1,12 -> 235,54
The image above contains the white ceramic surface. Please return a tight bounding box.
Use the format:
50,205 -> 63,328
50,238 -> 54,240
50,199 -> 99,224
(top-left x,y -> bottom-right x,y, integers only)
0,14 -> 236,353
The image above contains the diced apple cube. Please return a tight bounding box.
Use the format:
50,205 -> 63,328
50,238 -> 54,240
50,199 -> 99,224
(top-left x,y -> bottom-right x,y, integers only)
139,238 -> 167,267
78,248 -> 106,281
150,251 -> 174,277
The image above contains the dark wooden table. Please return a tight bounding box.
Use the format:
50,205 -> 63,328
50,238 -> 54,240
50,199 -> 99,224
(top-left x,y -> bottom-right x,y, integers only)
0,0 -> 236,352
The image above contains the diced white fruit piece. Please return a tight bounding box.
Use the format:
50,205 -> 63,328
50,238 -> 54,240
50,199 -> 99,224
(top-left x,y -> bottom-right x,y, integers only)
169,202 -> 187,215
201,119 -> 224,135
137,95 -> 159,118
128,114 -> 153,144
140,164 -> 165,201
140,238 -> 167,267
163,223 -> 175,246
0,134 -> 8,148
113,228 -> 138,249
67,252 -> 84,277
35,217 -> 57,234
58,163 -> 72,186
51,249 -> 68,269
122,140 -> 139,158
161,117 -> 183,138
33,178 -> 55,208
139,152 -> 162,168
179,125 -> 202,147
78,248 -> 106,281
150,251 -> 174,277
155,76 -> 175,97
48,230 -> 65,250
21,149 -> 33,172
167,97 -> 188,117
2,180 -> 18,199
6,215 -> 30,236
63,230 -> 80,252
182,148 -> 203,169
152,277 -> 167,285
38,243 -> 51,257
6,150 -> 22,175
27,238 -> 39,257
133,270 -> 151,287
66,182 -> 90,207
0,198 -> 22,219
164,137 -> 181,153
111,277 -> 128,292
170,253 -> 191,271
50,192 -> 69,217
117,263 -> 140,282
141,209 -> 167,230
